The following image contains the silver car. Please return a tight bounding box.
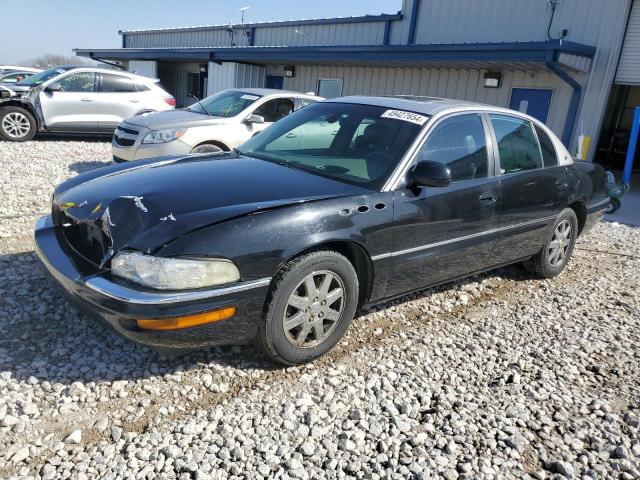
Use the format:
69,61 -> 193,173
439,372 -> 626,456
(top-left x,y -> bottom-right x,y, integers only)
0,66 -> 175,142
112,88 -> 322,162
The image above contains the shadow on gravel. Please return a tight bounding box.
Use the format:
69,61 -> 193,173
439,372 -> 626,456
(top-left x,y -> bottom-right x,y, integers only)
0,251 -> 274,387
68,160 -> 114,174
33,133 -> 112,143
0,250 -> 532,386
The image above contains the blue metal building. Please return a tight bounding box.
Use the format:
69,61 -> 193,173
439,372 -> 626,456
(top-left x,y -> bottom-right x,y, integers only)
75,0 -> 640,162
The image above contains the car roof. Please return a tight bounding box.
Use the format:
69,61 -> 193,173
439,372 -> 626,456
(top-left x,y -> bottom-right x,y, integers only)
229,87 -> 321,99
0,65 -> 42,73
46,65 -> 160,83
328,95 -> 494,116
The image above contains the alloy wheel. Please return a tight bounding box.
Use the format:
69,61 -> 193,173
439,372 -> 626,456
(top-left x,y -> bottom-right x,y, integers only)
548,219 -> 572,267
283,270 -> 345,348
2,112 -> 30,139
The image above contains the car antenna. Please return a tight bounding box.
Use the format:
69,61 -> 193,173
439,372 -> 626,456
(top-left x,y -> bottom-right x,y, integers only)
187,91 -> 210,115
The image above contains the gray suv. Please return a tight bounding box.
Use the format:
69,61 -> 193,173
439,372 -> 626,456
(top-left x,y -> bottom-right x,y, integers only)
0,66 -> 175,142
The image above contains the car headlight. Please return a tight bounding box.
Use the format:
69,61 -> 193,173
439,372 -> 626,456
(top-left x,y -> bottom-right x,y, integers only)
111,252 -> 240,290
141,128 -> 187,144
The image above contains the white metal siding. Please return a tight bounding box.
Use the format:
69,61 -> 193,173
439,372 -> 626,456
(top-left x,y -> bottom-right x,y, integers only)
254,22 -> 384,46
389,0 -> 632,156
234,63 -> 266,88
207,62 -> 266,94
616,0 -> 640,85
207,62 -> 238,94
126,60 -> 157,78
284,65 -> 575,137
124,21 -> 384,48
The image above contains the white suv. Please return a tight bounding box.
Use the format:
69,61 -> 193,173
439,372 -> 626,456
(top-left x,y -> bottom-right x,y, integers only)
111,88 -> 322,162
0,66 -> 175,142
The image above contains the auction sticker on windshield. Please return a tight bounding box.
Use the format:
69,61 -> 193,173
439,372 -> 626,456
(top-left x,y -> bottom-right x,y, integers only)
381,109 -> 429,125
241,94 -> 260,101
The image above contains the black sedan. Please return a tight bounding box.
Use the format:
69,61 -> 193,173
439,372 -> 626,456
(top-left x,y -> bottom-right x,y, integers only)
35,96 -> 610,365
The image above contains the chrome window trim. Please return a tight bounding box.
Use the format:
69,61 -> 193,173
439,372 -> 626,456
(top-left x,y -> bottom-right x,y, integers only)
371,215 -> 557,261
85,276 -> 272,305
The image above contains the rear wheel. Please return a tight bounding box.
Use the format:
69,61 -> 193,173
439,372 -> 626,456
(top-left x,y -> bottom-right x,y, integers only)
258,251 -> 358,365
523,208 -> 578,278
0,106 -> 36,142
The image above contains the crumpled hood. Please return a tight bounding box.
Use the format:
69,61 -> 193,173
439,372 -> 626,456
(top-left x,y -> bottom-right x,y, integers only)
53,153 -> 368,260
124,109 -> 228,130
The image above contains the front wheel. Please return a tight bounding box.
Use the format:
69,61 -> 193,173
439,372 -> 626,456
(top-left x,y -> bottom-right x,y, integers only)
523,208 -> 578,278
191,143 -> 223,154
258,251 -> 359,365
0,106 -> 36,142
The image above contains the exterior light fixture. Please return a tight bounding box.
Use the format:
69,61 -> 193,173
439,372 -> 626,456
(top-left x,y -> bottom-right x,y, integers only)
483,71 -> 502,88
284,65 -> 296,78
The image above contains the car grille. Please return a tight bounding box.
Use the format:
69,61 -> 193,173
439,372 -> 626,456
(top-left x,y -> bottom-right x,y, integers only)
113,125 -> 139,147
53,206 -> 110,267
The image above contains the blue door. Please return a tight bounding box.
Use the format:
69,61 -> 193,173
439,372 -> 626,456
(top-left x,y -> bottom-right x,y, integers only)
509,88 -> 553,123
266,75 -> 284,89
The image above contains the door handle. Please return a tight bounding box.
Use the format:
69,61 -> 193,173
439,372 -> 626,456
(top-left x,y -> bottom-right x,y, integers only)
80,97 -> 93,102
479,192 -> 498,205
129,99 -> 140,103
556,179 -> 568,190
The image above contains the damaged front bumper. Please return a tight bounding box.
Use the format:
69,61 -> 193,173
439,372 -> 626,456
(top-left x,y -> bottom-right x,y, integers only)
34,215 -> 270,350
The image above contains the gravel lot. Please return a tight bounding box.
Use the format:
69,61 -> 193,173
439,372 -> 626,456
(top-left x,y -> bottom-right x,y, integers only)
1,138 -> 639,480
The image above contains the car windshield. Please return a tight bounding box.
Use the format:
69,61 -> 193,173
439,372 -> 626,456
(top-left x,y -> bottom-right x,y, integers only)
237,102 -> 428,190
16,67 -> 72,87
188,90 -> 262,117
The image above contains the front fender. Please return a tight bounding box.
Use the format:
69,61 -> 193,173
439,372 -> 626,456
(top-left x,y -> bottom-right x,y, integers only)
157,192 -> 396,285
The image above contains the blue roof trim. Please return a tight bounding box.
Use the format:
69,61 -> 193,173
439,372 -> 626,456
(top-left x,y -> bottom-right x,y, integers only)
118,13 -> 403,35
75,40 -> 596,63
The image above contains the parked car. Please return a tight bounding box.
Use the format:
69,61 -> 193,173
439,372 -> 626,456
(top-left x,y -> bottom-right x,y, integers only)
0,66 -> 175,141
35,96 -> 609,365
0,85 -> 15,99
111,88 -> 322,162
0,65 -> 41,76
0,70 -> 40,84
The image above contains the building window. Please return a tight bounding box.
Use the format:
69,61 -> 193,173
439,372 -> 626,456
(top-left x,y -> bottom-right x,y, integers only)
317,78 -> 343,99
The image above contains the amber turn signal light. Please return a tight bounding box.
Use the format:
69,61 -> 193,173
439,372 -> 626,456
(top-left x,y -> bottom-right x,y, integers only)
136,306 -> 236,331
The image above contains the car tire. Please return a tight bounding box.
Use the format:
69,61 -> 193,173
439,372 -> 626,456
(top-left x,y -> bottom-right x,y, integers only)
523,208 -> 578,278
191,143 -> 223,154
0,106 -> 36,142
258,250 -> 359,365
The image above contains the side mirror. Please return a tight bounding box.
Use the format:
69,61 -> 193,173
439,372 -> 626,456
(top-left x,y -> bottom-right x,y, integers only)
408,160 -> 452,188
245,114 -> 265,124
45,83 -> 61,93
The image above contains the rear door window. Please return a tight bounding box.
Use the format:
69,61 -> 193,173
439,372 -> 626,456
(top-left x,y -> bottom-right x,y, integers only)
100,73 -> 135,93
534,124 -> 559,167
489,114 -> 543,174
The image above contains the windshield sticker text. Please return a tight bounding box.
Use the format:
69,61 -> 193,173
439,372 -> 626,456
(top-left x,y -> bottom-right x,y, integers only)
241,94 -> 260,101
381,109 -> 428,125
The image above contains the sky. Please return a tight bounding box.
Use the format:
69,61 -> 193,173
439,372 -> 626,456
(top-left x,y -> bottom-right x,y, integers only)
0,0 -> 403,64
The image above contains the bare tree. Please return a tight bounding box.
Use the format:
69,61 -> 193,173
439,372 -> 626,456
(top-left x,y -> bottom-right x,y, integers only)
19,54 -> 92,69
